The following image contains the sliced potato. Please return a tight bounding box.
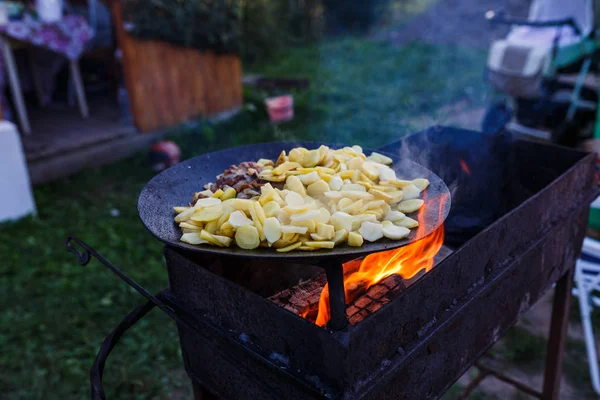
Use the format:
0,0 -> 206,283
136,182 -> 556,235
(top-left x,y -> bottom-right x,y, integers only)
401,184 -> 421,200
389,191 -> 404,204
180,232 -> 209,245
228,210 -> 253,228
377,164 -> 397,182
290,219 -> 317,232
382,220 -> 410,240
348,232 -> 364,247
397,199 -> 425,213
195,197 -> 222,208
343,191 -> 375,201
348,157 -> 364,170
288,148 -> 304,163
276,242 -> 303,253
395,217 -> 419,228
328,175 -> 343,191
204,220 -> 218,234
412,178 -> 430,191
307,180 -> 330,196
213,234 -> 233,247
201,230 -> 225,247
317,207 -> 331,224
302,150 -> 320,168
298,171 -> 320,186
290,210 -> 320,222
262,174 -> 288,183
272,233 -> 299,248
310,233 -> 328,241
275,150 -> 287,167
304,241 -> 335,249
358,221 -> 384,242
262,201 -> 281,218
352,214 -> 377,231
272,161 -> 301,176
257,158 -> 274,167
331,211 -> 353,232
281,225 -> 308,234
254,202 -> 267,224
175,207 -> 196,223
232,199 -> 253,211
369,189 -> 393,202
342,183 -> 366,192
190,204 -> 223,222
217,222 -> 235,237
341,199 -> 363,215
263,217 -> 282,244
333,229 -> 348,245
179,222 -> 201,230
368,152 -> 393,165
285,191 -> 304,206
299,246 -> 319,251
360,161 -> 379,181
380,180 -> 412,188
317,223 -> 335,240
235,225 -> 260,249
220,187 -> 237,201
385,210 -> 406,222
337,198 -> 352,209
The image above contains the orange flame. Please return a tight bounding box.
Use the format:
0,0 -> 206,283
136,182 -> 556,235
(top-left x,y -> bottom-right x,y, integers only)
313,191 -> 448,327
459,159 -> 471,176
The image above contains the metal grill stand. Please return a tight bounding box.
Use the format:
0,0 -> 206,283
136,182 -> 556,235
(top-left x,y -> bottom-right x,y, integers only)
66,127 -> 599,400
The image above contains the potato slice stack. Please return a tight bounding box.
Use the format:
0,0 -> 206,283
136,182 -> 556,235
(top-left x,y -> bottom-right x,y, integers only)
174,145 -> 429,252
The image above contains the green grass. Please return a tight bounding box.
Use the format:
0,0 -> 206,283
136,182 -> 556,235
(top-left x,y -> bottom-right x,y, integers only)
247,38 -> 489,147
1,37 -> 490,399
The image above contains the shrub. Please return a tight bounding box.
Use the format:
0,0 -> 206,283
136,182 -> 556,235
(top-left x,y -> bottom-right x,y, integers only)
122,0 -> 241,54
322,0 -> 389,33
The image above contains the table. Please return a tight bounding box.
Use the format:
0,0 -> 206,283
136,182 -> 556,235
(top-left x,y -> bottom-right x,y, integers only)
0,14 -> 93,134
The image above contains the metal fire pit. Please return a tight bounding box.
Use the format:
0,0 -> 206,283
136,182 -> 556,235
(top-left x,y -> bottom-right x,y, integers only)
67,126 -> 598,400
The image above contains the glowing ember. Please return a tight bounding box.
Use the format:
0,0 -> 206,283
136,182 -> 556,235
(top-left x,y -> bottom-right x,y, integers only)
459,159 -> 471,176
312,191 -> 449,327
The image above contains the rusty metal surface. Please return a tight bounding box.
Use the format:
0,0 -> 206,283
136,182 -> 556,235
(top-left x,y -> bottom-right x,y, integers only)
138,141 -> 450,262
164,128 -> 597,400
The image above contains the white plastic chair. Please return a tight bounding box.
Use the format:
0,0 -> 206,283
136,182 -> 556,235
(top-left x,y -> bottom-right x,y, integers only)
572,235 -> 600,395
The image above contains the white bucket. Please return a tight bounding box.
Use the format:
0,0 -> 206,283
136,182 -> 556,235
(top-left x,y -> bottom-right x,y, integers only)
36,0 -> 63,23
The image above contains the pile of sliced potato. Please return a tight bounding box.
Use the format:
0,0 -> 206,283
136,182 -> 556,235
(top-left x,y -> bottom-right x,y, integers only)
173,145 -> 429,252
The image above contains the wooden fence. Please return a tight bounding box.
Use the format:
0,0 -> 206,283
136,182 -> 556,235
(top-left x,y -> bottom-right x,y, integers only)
112,1 -> 243,132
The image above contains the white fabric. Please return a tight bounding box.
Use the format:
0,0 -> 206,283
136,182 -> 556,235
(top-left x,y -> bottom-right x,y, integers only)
574,237 -> 600,395
487,40 -> 551,76
506,0 -> 593,48
0,121 -> 36,222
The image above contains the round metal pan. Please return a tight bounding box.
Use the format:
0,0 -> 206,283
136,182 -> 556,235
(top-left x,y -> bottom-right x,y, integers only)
138,141 -> 450,262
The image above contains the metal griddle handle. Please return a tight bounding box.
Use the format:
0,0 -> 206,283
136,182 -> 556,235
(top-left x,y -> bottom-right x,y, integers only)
66,236 -> 188,327
89,291 -> 167,400
66,236 -> 196,400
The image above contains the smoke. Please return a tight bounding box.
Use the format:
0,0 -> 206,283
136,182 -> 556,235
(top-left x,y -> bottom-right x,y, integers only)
380,125 -> 515,247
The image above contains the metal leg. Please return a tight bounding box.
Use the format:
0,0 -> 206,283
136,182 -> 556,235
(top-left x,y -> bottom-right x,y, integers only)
325,262 -> 348,330
566,57 -> 591,121
595,61 -> 600,140
542,267 -> 575,400
28,49 -> 46,107
69,59 -> 88,118
1,38 -> 31,134
193,382 -> 220,400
